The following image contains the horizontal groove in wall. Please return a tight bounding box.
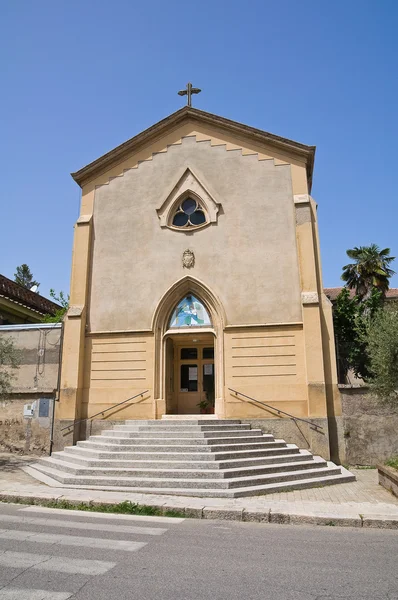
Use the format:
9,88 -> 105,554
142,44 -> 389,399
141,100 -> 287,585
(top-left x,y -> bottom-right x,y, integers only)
92,350 -> 146,354
91,359 -> 145,363
232,373 -> 296,378
92,340 -> 147,345
232,363 -> 296,368
91,368 -> 146,372
232,344 -> 295,349
90,337 -> 147,384
232,354 -> 295,358
231,335 -> 295,340
91,377 -> 147,381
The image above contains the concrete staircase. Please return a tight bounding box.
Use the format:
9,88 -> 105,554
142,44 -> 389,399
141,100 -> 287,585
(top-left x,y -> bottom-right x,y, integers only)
28,419 -> 355,498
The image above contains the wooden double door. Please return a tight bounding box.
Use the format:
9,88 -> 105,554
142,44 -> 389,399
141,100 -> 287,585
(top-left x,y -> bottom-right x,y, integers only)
172,339 -> 215,415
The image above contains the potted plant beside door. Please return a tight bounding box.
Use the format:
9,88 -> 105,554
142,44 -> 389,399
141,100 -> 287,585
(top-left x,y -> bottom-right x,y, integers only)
197,388 -> 215,415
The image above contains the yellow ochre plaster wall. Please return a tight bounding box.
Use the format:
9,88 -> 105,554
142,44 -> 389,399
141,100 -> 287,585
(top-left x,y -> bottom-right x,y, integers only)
56,116 -> 338,449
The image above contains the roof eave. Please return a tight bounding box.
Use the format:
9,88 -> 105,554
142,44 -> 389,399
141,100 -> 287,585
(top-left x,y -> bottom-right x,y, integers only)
71,107 -> 316,189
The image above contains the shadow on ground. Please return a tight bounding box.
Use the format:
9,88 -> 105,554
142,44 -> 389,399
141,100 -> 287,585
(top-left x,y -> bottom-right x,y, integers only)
0,454 -> 37,473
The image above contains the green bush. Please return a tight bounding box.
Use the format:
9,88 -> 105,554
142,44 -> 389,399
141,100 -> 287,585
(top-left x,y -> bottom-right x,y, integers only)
367,307 -> 398,404
385,457 -> 398,470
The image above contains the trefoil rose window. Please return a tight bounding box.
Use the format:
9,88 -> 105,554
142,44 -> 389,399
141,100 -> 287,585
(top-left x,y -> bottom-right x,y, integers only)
172,197 -> 206,228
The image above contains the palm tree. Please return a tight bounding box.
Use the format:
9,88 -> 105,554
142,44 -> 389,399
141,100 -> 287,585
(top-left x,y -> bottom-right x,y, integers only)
341,244 -> 395,300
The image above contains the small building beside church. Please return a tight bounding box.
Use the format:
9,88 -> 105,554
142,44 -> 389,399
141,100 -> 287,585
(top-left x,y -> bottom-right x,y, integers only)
0,274 -> 60,324
55,106 -> 342,460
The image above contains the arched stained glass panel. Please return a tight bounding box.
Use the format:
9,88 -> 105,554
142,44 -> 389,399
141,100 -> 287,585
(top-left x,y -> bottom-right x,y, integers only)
169,295 -> 212,328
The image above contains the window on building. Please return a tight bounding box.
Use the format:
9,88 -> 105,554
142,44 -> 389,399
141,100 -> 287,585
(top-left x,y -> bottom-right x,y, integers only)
169,295 -> 212,328
172,197 -> 207,229
203,347 -> 214,359
180,364 -> 198,392
181,348 -> 198,359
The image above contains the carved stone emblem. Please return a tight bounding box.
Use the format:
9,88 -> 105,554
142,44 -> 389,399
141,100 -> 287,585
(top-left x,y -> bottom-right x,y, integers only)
182,249 -> 195,269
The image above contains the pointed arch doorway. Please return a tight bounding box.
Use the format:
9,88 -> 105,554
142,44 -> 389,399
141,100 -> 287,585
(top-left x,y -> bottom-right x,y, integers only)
152,278 -> 225,418
165,330 -> 215,415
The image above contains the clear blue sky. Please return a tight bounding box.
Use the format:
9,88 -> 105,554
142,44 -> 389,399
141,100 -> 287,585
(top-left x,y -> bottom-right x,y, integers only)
1,0 -> 397,299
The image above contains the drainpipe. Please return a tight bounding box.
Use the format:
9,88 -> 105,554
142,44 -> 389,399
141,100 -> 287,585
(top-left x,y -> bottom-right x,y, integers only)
49,320 -> 64,456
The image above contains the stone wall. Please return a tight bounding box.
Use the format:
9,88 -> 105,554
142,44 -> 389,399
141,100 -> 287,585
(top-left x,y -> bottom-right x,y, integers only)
243,417 -> 331,461
0,324 -> 61,454
340,386 -> 398,465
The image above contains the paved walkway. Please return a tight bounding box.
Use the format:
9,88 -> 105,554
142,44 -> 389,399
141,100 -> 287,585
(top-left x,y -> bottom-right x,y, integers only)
0,454 -> 397,528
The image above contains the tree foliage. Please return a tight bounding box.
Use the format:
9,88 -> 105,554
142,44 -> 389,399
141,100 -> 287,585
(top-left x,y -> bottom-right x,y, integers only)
334,243 -> 396,385
367,307 -> 398,405
14,264 -> 40,290
333,287 -> 383,381
341,244 -> 395,300
42,289 -> 69,323
0,337 -> 21,398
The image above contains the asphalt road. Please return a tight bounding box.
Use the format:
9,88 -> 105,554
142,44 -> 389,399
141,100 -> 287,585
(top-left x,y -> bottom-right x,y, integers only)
0,502 -> 396,600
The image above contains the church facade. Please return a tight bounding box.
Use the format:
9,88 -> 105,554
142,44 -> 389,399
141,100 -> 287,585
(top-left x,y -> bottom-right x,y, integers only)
56,107 -> 342,461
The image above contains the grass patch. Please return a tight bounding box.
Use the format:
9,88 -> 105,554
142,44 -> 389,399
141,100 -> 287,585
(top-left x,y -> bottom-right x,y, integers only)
0,497 -> 186,518
385,457 -> 398,471
354,465 -> 376,470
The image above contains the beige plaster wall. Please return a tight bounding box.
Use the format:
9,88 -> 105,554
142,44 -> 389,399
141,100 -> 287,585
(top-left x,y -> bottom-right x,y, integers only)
0,325 -> 61,454
0,326 -> 61,394
89,136 -> 302,331
81,333 -> 154,420
224,325 -> 308,418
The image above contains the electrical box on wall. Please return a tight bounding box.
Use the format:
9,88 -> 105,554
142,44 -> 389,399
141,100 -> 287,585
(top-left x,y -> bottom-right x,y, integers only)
23,404 -> 34,417
38,398 -> 50,418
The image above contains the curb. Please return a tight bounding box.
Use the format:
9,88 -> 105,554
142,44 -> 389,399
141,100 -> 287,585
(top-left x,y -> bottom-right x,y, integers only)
0,492 -> 397,529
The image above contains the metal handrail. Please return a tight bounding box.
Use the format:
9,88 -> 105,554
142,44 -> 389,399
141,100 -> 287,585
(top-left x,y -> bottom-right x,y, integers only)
228,388 -> 323,431
60,390 -> 149,432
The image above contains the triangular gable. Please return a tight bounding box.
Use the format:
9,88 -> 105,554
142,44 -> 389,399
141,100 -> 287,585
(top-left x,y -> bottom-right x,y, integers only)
71,107 -> 316,192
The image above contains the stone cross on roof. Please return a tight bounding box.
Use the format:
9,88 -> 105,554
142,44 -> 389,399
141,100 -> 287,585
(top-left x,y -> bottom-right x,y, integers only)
178,82 -> 201,107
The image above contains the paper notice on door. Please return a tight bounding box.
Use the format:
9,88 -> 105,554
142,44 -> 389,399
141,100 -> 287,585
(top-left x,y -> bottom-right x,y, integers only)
204,364 -> 213,375
188,366 -> 198,381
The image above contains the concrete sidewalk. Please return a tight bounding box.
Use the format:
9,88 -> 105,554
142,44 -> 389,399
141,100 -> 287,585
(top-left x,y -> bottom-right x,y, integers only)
0,454 -> 397,529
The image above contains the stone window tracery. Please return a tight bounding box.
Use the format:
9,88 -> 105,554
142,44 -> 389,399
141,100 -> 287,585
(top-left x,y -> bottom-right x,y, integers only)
156,167 -> 221,232
171,197 -> 207,229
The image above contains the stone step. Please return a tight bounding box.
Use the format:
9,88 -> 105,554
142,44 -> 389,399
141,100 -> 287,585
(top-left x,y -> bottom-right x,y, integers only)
114,424 -> 252,433
26,418 -> 355,498
52,449 -> 313,470
29,461 -> 342,490
89,434 -> 272,445
122,418 -> 242,425
76,439 -> 287,453
68,442 -> 296,460
37,455 -> 320,479
160,417 -> 239,423
27,466 -> 356,498
100,429 -> 264,439
229,468 -> 356,498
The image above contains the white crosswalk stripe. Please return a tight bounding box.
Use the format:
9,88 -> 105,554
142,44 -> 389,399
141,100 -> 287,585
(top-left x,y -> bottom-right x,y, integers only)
0,528 -> 147,551
0,589 -> 73,599
0,550 -> 116,575
0,505 -> 184,599
19,505 -> 185,523
0,514 -> 167,536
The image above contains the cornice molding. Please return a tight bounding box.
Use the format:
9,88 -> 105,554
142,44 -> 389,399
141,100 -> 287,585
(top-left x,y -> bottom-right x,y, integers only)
71,107 -> 315,189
